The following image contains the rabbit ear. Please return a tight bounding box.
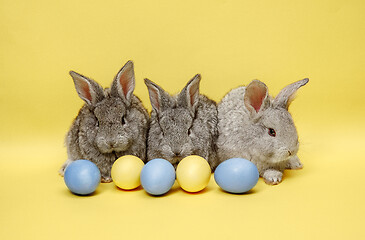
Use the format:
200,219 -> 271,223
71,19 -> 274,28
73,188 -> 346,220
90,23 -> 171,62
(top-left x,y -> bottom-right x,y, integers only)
273,78 -> 309,109
70,71 -> 104,106
178,74 -> 201,112
144,78 -> 171,113
244,80 -> 270,115
111,60 -> 135,105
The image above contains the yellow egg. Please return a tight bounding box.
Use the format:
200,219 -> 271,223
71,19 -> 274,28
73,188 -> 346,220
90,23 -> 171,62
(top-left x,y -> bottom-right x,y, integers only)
176,155 -> 212,193
111,155 -> 144,190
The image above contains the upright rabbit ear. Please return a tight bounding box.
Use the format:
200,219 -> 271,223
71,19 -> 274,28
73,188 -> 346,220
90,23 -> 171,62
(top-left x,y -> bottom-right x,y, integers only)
144,78 -> 171,113
70,71 -> 104,106
244,80 -> 270,115
178,74 -> 201,113
273,78 -> 309,109
111,61 -> 135,105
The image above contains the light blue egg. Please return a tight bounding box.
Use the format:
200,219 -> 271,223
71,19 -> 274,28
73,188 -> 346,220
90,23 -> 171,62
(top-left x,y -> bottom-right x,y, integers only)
214,158 -> 259,194
64,160 -> 101,195
140,159 -> 176,196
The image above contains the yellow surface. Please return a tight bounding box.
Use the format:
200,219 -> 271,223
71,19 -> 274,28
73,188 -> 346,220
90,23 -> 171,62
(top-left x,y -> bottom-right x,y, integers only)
176,155 -> 211,192
111,155 -> 144,190
1,0 -> 364,239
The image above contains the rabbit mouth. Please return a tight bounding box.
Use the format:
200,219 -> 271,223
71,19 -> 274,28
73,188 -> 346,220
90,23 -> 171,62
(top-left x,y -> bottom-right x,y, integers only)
264,145 -> 298,163
98,143 -> 130,154
112,145 -> 130,153
96,135 -> 131,154
269,151 -> 293,164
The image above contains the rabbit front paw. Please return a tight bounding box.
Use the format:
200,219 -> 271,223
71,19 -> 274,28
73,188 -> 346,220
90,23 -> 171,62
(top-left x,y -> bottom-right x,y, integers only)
58,159 -> 73,176
263,169 -> 283,185
101,176 -> 112,183
286,156 -> 303,170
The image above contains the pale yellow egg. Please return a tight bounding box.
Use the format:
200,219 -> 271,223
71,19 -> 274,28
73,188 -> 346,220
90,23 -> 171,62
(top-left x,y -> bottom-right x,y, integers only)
176,155 -> 211,193
111,155 -> 144,190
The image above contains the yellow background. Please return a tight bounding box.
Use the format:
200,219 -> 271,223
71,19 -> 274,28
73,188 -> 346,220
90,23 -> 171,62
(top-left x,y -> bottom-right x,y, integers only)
1,0 -> 364,239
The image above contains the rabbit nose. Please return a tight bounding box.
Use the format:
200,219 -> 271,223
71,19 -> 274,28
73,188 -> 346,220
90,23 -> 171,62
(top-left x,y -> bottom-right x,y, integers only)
288,150 -> 292,156
107,140 -> 116,148
172,149 -> 181,157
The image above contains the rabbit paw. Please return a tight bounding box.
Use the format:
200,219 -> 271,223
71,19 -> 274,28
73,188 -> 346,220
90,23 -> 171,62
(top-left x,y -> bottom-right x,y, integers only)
263,169 -> 283,185
286,156 -> 303,170
58,168 -> 65,177
101,176 -> 112,183
58,159 -> 73,176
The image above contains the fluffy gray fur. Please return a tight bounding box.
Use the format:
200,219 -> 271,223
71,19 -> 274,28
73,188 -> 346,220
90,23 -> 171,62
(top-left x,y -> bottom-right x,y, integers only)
144,74 -> 219,171
59,61 -> 149,182
217,78 -> 309,185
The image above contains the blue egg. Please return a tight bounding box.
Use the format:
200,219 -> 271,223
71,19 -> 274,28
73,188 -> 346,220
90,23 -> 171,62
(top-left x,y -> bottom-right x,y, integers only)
214,158 -> 259,194
140,159 -> 176,196
64,160 -> 101,195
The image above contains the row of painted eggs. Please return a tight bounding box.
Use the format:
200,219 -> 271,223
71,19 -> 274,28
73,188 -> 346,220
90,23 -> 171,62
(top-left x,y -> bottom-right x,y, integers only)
64,155 -> 259,196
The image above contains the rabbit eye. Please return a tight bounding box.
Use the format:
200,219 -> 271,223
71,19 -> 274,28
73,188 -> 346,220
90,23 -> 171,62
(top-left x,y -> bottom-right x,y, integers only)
121,116 -> 126,125
268,128 -> 276,137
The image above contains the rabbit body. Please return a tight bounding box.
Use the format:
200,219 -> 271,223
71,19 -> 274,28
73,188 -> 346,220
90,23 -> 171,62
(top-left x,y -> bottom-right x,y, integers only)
59,61 -> 149,182
145,75 -> 218,170
217,79 -> 308,184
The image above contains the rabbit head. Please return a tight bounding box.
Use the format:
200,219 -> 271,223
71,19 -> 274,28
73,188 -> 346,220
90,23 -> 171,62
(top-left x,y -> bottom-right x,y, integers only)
242,79 -> 309,165
144,75 -> 201,166
70,61 -> 139,155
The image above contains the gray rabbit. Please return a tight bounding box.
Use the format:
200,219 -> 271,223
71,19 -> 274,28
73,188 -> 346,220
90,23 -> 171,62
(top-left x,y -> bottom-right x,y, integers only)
144,74 -> 218,170
59,61 -> 149,182
217,78 -> 309,185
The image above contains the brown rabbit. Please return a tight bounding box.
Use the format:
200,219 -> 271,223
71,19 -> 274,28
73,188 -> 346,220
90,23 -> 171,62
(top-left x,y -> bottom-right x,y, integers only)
144,74 -> 219,170
59,61 -> 149,182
